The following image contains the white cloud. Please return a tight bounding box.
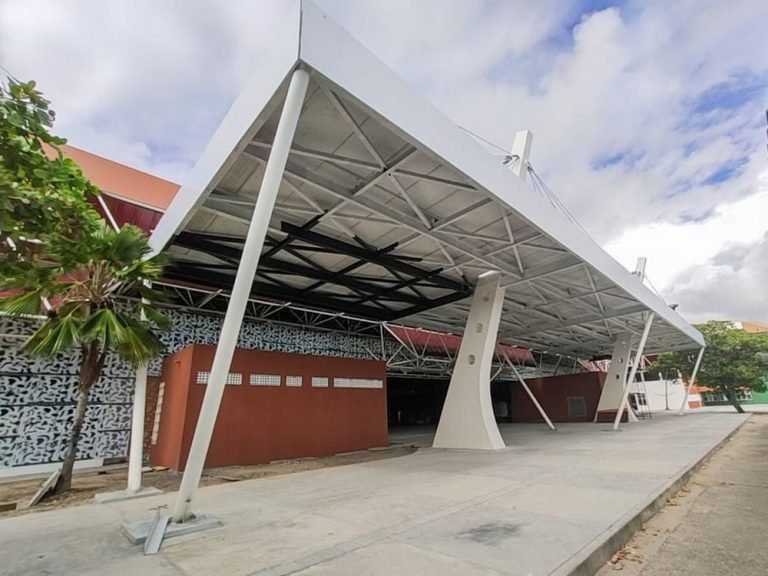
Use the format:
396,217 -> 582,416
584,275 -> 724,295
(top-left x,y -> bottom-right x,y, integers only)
1,0 -> 767,321
606,185 -> 768,287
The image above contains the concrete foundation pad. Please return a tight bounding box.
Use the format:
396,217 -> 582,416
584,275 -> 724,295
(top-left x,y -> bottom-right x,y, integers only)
94,486 -> 164,504
121,514 -> 223,545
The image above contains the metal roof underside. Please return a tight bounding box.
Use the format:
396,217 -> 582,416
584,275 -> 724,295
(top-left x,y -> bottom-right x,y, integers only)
150,0 -> 704,358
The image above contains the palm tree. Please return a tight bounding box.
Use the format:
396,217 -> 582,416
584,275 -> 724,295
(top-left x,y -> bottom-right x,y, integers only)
0,221 -> 169,495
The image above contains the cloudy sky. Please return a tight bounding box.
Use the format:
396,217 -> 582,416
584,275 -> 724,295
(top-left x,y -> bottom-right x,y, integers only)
1,0 -> 766,323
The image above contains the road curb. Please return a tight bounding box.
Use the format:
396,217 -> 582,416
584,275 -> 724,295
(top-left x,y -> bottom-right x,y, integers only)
552,415 -> 751,576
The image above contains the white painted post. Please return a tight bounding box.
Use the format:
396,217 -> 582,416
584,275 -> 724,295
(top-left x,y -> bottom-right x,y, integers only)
613,313 -> 655,431
126,278 -> 153,494
171,68 -> 310,522
127,363 -> 148,492
678,347 -> 705,415
504,357 -> 556,431
509,130 -> 533,181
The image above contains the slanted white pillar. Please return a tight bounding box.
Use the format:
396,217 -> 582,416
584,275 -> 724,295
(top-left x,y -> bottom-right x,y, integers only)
127,363 -> 148,492
433,271 -> 506,450
504,357 -> 555,431
508,130 -> 533,181
595,333 -> 632,422
678,347 -> 705,415
613,313 -> 655,430
171,68 -> 310,523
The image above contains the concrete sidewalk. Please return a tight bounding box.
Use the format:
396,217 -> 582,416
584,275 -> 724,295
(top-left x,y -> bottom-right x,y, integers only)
0,412 -> 748,576
596,414 -> 768,576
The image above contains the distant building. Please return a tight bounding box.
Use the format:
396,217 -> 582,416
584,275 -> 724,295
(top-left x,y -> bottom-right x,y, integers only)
734,321 -> 768,334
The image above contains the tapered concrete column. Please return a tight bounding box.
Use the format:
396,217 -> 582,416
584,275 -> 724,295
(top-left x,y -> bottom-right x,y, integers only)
595,333 -> 632,423
171,68 -> 310,523
433,271 -> 505,450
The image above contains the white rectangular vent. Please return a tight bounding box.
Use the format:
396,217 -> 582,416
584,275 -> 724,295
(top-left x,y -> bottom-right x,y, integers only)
286,376 -> 303,387
250,374 -> 281,387
311,376 -> 329,388
334,378 -> 384,389
195,371 -> 242,385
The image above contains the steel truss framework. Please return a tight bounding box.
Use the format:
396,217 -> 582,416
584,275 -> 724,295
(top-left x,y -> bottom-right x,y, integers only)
157,75 -> 700,357
152,0 -> 703,361
153,280 -> 560,380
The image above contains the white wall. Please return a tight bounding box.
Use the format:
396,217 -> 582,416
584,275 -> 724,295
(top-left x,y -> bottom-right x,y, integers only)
630,377 -> 701,412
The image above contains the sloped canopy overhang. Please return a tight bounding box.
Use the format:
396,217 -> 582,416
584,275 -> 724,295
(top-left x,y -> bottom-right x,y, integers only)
150,0 -> 704,358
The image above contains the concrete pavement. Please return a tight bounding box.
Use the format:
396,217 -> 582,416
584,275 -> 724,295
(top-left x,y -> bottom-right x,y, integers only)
596,414 -> 768,576
0,412 -> 748,576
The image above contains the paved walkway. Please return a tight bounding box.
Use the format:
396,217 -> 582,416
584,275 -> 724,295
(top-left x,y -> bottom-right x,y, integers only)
0,412 -> 748,576
596,413 -> 768,576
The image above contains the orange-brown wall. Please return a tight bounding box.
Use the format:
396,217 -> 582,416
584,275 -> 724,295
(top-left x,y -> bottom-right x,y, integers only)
151,344 -> 388,470
511,372 -> 605,422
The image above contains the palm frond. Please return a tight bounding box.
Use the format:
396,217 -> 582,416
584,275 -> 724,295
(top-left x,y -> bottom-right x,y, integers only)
107,225 -> 153,267
114,313 -> 165,366
140,303 -> 172,331
23,315 -> 82,356
81,308 -> 125,350
136,282 -> 172,304
0,289 -> 47,317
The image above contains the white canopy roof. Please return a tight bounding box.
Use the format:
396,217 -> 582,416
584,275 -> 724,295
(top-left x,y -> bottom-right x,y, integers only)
150,0 -> 704,357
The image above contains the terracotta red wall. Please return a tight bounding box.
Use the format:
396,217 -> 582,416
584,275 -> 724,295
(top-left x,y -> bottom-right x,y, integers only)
151,347 -> 195,470
511,372 -> 605,422
142,376 -> 161,457
151,344 -> 388,470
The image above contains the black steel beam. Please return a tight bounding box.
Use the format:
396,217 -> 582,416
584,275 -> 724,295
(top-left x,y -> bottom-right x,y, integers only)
163,263 -> 397,321
280,221 -> 468,292
392,290 -> 473,320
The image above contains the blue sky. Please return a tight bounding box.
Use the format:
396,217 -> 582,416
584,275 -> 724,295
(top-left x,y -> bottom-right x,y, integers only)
1,0 -> 767,322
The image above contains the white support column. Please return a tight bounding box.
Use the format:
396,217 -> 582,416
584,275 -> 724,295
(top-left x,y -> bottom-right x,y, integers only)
171,68 -> 310,523
127,363 -> 148,492
594,333 -> 632,423
504,356 -> 555,431
678,347 -> 705,415
613,313 -> 655,431
127,278 -> 152,494
433,271 -> 506,450
509,130 -> 533,181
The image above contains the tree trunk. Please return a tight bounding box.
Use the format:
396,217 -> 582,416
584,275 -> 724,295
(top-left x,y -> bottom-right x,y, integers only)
722,384 -> 745,414
52,343 -> 106,496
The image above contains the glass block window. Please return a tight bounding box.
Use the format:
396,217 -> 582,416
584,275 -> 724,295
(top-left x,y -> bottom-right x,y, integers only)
226,373 -> 242,385
333,378 -> 384,389
196,371 -> 242,385
250,374 -> 281,387
286,376 -> 303,387
311,376 -> 329,388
